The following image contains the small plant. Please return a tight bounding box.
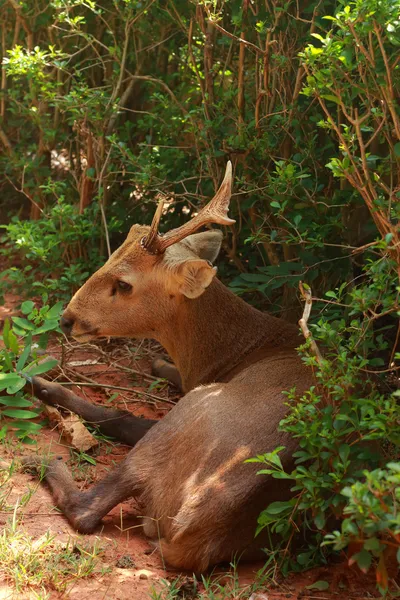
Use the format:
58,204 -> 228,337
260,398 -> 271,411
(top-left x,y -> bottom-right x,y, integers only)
150,562 -> 272,599
0,517 -> 104,594
324,462 -> 400,591
0,299 -> 63,442
70,449 -> 97,483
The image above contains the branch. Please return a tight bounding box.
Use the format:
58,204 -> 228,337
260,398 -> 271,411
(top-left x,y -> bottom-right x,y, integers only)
298,282 -> 323,364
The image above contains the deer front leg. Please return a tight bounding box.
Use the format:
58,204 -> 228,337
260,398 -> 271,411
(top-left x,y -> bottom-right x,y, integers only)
22,454 -> 139,533
27,377 -> 156,446
151,359 -> 182,391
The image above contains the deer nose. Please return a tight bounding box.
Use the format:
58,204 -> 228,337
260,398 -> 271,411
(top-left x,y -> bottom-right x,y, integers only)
60,315 -> 74,336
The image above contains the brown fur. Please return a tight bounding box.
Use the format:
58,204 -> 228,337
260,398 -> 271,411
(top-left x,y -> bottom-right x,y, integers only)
27,190 -> 313,572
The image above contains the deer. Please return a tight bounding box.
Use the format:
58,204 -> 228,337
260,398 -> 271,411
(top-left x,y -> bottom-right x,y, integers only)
23,162 -> 313,572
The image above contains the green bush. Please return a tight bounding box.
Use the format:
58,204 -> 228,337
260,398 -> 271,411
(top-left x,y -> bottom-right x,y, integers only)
0,183 -> 108,300
0,300 -> 63,442
250,0 -> 400,587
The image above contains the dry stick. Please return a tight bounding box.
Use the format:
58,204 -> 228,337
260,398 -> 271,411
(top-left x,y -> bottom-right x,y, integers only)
389,321 -> 400,369
209,20 -> 265,55
108,16 -> 133,108
0,125 -> 12,155
237,1 -> 246,127
0,24 -> 6,118
84,343 -> 161,383
61,371 -> 176,405
7,0 -> 33,50
374,21 -> 400,140
196,6 -> 215,105
298,282 -> 323,365
98,143 -> 113,257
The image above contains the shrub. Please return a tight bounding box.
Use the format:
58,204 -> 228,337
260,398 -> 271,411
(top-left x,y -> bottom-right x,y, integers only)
0,300 -> 63,442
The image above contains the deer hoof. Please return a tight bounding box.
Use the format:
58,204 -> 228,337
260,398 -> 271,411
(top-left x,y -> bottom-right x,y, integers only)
20,455 -> 54,475
151,358 -> 169,378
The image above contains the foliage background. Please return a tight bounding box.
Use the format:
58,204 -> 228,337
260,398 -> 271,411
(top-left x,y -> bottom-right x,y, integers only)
0,0 -> 399,590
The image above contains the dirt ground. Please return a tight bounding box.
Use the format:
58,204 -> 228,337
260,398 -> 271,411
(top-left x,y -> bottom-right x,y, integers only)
0,294 -> 395,599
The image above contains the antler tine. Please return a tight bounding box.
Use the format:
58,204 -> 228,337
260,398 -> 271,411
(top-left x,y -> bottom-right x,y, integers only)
144,161 -> 234,255
141,197 -> 165,252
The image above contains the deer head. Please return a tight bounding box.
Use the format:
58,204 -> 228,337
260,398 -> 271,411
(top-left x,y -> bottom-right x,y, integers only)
61,162 -> 234,342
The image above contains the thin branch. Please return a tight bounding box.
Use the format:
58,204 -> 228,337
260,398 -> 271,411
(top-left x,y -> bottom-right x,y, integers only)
59,380 -> 176,404
298,282 -> 323,364
209,20 -> 271,54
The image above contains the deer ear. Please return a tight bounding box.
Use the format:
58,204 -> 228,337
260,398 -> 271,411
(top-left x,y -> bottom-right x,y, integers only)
174,259 -> 217,299
183,230 -> 223,264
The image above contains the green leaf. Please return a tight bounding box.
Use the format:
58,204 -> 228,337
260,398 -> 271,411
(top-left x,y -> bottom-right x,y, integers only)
32,321 -> 60,335
12,420 -> 42,432
2,318 -> 10,348
2,348 -> 13,371
310,33 -> 325,42
321,94 -> 340,105
364,537 -> 381,552
314,511 -> 326,530
394,142 -> 400,157
21,301 -> 35,315
1,409 -> 40,419
25,359 -> 58,377
265,501 -> 293,514
16,339 -> 32,371
6,377 -> 27,394
306,581 -> 329,591
353,549 -> 372,573
339,444 -> 350,463
0,373 -> 22,392
12,317 -> 35,331
385,233 -> 393,244
297,551 -> 313,565
80,452 -> 96,465
368,357 -> 384,367
8,330 -> 19,354
19,435 -> 37,445
0,395 -> 33,407
45,302 -> 63,320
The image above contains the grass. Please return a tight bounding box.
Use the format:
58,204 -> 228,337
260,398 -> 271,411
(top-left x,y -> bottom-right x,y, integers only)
149,561 -> 275,600
0,459 -> 108,597
0,510 -> 106,594
0,458 -> 38,513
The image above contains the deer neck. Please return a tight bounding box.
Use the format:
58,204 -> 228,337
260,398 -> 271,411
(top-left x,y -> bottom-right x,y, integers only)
156,279 -> 299,392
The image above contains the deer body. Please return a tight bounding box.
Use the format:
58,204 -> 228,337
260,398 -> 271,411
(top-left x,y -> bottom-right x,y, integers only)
25,164 -> 312,572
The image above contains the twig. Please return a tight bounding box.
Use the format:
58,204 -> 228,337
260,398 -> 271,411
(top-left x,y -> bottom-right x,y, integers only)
0,125 -> 12,155
209,20 -> 269,54
59,379 -> 176,404
389,321 -> 400,368
298,282 -> 323,364
79,342 -> 162,382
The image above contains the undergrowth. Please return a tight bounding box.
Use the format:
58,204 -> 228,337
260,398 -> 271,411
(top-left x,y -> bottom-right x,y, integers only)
0,516 -> 105,595
0,299 -> 62,441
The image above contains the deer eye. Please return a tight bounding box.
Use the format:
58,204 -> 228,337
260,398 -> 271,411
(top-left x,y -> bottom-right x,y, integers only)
116,280 -> 132,292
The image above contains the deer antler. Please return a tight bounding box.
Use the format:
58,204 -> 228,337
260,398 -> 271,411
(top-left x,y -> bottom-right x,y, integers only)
142,161 -> 235,254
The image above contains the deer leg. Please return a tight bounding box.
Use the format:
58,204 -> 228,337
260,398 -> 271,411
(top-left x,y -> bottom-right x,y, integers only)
151,358 -> 182,391
27,377 -> 156,447
22,454 -> 140,534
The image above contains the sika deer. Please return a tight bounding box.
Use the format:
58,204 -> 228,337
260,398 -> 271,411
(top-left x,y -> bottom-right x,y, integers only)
24,163 -> 312,572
